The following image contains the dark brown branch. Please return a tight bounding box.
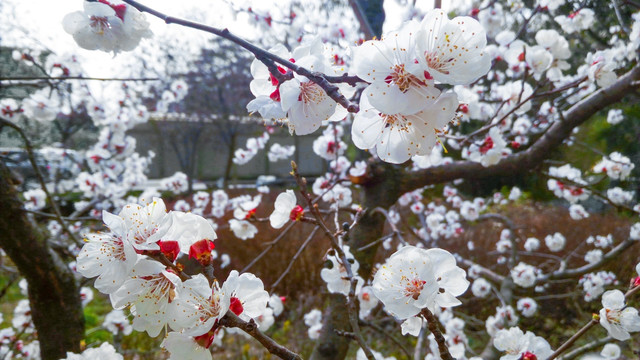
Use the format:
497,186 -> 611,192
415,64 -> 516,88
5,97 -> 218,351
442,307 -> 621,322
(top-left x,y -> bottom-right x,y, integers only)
142,252 -> 191,281
219,313 -> 302,360
420,308 -> 453,360
121,0 -> 361,112
401,64 -> 640,194
0,162 -> 84,359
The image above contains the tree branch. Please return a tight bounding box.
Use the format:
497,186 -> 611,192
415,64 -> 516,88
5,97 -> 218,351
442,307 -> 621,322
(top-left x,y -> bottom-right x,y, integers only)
420,307 -> 453,360
120,0 -> 361,112
291,161 -> 375,360
219,312 -> 302,360
536,237 -> 637,283
548,285 -> 640,359
400,64 -> 640,194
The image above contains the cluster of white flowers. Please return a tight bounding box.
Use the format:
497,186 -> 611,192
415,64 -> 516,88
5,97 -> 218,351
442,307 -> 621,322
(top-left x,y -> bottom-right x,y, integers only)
607,187 -> 635,205
486,305 -> 519,336
321,245 -> 363,295
569,204 -> 590,220
606,109 -> 624,125
593,153 -> 635,180
544,232 -> 566,252
463,127 -> 512,167
247,38 -> 349,135
22,189 -> 47,211
579,271 -> 618,302
304,309 -> 323,340
267,143 -> 295,162
511,262 -> 540,288
74,198 -> 284,359
233,132 -> 270,165
10,0 -> 638,358
586,234 -> 613,249
517,298 -> 538,318
547,165 -> 590,204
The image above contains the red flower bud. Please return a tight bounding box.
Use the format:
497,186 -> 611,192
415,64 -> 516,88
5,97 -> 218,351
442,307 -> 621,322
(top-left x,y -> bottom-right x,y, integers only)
159,240 -> 180,262
189,239 -> 215,266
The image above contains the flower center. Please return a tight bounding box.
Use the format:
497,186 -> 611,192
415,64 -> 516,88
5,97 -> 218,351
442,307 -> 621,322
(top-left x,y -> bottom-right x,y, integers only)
90,16 -> 110,35
380,114 -> 410,132
403,277 -> 427,300
298,82 -> 325,104
605,308 -> 622,324
384,64 -> 426,93
424,50 -> 454,75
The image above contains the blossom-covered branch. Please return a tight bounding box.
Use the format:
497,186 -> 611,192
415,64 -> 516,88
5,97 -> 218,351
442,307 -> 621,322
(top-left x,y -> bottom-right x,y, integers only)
401,63 -> 640,193
119,0 -> 361,112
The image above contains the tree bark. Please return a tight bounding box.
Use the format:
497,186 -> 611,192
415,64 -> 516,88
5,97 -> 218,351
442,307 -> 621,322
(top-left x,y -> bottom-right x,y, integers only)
310,162 -> 403,360
0,161 -> 84,360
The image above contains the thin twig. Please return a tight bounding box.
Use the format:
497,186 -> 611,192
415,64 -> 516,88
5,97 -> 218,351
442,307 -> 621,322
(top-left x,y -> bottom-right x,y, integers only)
558,336 -> 612,360
219,313 -> 302,360
241,221 -> 297,273
271,226 -> 320,289
22,209 -> 99,222
291,161 -> 375,360
611,0 -> 630,34
360,319 -> 413,360
121,0 -> 362,112
549,285 -> 640,359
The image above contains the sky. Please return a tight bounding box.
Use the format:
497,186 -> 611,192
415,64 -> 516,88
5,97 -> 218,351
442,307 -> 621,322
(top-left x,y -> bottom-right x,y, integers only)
0,0 -> 456,79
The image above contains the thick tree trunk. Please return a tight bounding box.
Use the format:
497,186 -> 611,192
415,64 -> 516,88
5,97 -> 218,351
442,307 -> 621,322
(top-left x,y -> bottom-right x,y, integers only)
0,162 -> 84,360
310,162 -> 403,360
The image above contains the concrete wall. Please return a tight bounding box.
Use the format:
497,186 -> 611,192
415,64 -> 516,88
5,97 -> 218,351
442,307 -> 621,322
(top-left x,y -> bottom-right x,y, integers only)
128,118 -> 327,181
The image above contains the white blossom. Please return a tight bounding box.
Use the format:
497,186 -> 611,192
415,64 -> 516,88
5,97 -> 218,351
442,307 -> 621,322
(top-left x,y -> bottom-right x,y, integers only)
372,246 -> 469,319
599,290 -> 640,340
